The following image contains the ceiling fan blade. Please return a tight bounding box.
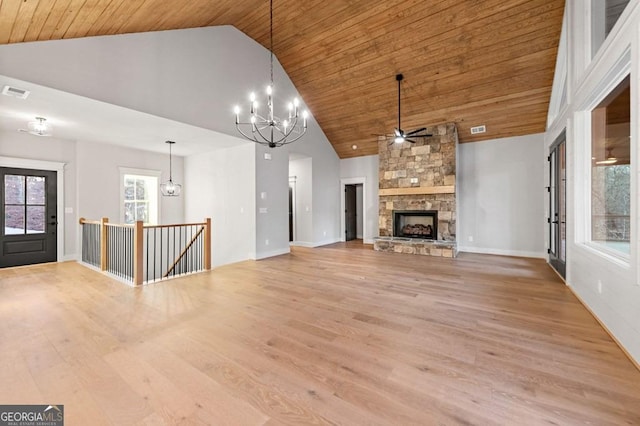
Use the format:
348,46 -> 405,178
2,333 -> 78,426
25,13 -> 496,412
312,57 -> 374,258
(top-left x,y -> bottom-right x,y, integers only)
406,127 -> 427,136
394,128 -> 402,137
405,138 -> 417,144
411,133 -> 433,138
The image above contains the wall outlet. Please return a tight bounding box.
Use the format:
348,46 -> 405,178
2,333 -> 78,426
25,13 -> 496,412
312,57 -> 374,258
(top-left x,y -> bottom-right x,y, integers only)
597,280 -> 602,294
259,207 -> 268,213
265,239 -> 269,246
240,207 -> 244,214
264,153 -> 272,160
323,231 -> 327,237
260,192 -> 267,200
468,236 -> 474,242
410,177 -> 418,184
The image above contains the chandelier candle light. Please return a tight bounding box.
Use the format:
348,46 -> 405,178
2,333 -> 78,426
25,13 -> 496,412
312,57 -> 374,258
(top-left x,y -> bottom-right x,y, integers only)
160,140 -> 182,197
233,0 -> 308,148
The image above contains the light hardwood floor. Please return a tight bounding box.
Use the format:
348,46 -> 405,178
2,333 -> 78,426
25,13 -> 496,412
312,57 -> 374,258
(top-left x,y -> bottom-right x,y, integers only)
1,244 -> 639,425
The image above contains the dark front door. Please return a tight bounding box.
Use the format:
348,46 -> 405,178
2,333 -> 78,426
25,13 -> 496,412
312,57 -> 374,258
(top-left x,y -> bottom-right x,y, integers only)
1,167 -> 57,268
548,133 -> 566,278
345,185 -> 357,241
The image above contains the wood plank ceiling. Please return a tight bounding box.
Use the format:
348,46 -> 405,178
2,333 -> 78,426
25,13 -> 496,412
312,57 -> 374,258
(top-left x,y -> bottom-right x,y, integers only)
0,0 -> 565,158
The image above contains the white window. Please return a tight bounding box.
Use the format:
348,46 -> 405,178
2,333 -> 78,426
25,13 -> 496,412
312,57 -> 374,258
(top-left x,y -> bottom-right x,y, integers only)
591,0 -> 631,58
590,76 -> 630,255
119,168 -> 160,225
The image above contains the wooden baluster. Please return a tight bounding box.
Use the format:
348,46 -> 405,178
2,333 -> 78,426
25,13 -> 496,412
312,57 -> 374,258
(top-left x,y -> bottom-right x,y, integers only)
100,217 -> 108,271
133,220 -> 144,286
204,218 -> 211,270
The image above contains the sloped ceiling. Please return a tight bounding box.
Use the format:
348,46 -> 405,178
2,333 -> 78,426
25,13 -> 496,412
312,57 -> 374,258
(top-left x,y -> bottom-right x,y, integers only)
0,0 -> 565,158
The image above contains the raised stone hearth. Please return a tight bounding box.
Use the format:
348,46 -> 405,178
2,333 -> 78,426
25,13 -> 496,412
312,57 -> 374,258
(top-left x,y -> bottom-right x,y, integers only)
374,237 -> 457,258
376,122 -> 458,257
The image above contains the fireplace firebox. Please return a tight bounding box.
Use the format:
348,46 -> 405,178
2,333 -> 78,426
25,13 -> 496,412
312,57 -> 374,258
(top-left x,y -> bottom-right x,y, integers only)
393,210 -> 438,239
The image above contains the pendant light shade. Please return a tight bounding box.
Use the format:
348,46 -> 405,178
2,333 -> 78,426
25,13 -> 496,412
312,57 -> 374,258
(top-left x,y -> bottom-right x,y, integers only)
160,140 -> 182,197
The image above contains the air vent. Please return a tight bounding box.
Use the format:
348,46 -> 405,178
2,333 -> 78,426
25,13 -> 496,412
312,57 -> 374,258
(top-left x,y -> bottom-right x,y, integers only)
470,125 -> 486,134
2,85 -> 30,99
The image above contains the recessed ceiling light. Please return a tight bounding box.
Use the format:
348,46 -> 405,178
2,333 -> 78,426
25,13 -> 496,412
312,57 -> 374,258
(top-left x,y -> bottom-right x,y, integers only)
352,144 -> 357,150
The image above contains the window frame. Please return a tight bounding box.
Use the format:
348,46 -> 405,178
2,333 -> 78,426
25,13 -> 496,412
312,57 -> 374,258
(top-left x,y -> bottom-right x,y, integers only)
573,47 -> 632,268
119,167 -> 161,225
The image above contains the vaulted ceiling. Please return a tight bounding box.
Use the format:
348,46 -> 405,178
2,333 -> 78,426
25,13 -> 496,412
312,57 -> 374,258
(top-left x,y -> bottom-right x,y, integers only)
0,0 -> 565,158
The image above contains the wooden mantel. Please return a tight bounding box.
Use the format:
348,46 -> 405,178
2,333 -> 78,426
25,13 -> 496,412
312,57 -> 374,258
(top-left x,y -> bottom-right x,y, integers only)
379,185 -> 455,197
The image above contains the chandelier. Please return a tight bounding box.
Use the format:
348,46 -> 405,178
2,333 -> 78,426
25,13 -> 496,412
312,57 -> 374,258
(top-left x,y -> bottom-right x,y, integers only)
233,0 -> 308,148
160,141 -> 182,197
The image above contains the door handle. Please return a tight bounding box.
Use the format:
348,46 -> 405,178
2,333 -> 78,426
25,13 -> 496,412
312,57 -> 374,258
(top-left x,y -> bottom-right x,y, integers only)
552,220 -> 559,224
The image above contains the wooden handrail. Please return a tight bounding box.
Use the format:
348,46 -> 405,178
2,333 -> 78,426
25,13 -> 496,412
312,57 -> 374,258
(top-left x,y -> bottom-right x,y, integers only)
79,217 -> 101,225
163,225 -> 205,278
144,222 -> 207,229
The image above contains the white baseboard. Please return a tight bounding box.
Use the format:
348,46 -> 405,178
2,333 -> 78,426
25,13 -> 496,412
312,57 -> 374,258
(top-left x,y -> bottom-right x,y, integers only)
364,238 -> 375,244
291,241 -> 314,248
312,238 -> 340,248
255,247 -> 291,260
63,254 -> 78,262
458,246 -> 546,259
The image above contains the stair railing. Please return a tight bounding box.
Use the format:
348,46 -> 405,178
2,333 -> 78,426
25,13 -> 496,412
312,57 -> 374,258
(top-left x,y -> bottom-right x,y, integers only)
79,217 -> 211,285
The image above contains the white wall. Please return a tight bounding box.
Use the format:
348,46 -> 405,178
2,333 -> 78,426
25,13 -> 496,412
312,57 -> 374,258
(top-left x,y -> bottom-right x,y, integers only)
458,133 -> 546,258
75,140 -> 184,225
0,25 -> 342,263
0,131 -> 77,257
289,157 -> 313,246
184,143 -> 255,267
545,1 -> 640,364
340,155 -> 379,243
0,132 -> 184,259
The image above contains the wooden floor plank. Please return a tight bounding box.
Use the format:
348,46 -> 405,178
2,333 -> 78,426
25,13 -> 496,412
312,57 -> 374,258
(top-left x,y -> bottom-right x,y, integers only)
0,243 -> 639,424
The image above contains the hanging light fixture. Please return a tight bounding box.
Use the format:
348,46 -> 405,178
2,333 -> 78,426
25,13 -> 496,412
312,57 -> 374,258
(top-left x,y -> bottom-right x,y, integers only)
595,146 -> 618,165
160,141 -> 182,197
233,0 -> 308,148
27,117 -> 52,136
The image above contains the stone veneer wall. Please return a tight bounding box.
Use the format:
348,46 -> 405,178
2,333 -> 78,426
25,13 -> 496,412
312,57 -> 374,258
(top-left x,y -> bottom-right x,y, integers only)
378,123 -> 457,241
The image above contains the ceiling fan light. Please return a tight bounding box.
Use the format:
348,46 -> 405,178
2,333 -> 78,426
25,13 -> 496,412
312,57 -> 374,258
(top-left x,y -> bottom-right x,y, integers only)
595,158 -> 617,165
394,136 -> 405,144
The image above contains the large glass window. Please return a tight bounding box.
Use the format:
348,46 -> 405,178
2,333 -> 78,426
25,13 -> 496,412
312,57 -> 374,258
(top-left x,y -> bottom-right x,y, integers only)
591,76 -> 630,254
4,174 -> 46,235
122,173 -> 158,225
592,0 -> 631,58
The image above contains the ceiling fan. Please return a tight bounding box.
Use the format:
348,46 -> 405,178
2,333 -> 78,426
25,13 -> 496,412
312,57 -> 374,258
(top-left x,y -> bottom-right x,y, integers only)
391,73 -> 432,144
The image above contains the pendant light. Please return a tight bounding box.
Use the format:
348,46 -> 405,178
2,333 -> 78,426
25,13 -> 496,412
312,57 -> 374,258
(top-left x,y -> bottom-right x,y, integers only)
160,141 -> 182,197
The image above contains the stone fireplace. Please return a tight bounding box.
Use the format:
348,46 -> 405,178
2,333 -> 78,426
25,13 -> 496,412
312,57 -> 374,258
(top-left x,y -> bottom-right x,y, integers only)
374,123 -> 458,257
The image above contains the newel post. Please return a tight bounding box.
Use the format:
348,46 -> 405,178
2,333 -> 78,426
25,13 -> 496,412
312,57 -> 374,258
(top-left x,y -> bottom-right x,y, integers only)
100,217 -> 108,271
204,218 -> 212,270
133,220 -> 144,285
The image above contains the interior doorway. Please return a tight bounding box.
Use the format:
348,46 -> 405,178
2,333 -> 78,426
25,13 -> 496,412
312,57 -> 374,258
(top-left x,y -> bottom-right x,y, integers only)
548,131 -> 566,278
344,183 -> 363,242
1,167 -> 58,267
288,179 -> 296,243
